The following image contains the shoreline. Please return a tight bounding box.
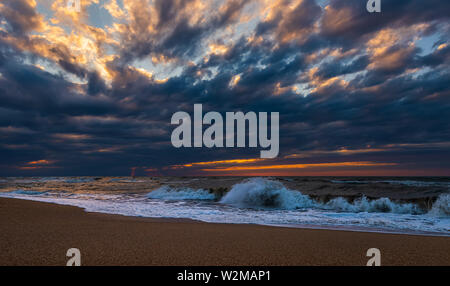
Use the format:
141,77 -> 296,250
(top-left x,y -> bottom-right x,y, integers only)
265,223 -> 450,238
1,197 -> 449,266
2,195 -> 449,237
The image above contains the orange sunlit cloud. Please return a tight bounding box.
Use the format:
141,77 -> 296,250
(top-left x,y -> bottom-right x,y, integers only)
52,133 -> 92,140
202,161 -> 397,172
171,158 -> 266,169
284,147 -> 389,159
26,159 -> 54,165
16,159 -> 58,170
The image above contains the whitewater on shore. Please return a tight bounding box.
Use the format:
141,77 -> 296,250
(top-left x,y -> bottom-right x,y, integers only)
0,177 -> 449,235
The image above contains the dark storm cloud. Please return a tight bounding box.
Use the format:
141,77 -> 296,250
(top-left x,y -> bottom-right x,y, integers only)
117,0 -> 250,62
321,0 -> 450,42
0,44 -> 173,175
158,0 -> 248,58
418,44 -> 450,67
256,0 -> 321,41
0,0 -> 43,36
0,50 -> 113,116
314,56 -> 370,79
0,0 -> 449,175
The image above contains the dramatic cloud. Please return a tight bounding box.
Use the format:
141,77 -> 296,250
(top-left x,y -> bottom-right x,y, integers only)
0,0 -> 449,176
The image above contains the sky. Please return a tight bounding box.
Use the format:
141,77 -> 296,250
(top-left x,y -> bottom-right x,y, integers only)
0,0 -> 449,177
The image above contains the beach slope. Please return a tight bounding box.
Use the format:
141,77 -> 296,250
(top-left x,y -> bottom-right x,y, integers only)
0,198 -> 448,266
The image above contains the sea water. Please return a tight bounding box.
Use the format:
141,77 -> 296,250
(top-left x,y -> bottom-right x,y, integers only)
0,177 -> 448,236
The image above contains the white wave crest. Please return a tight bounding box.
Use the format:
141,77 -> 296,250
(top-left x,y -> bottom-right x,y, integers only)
220,178 -> 426,214
220,178 -> 317,209
325,196 -> 423,214
147,186 -> 215,200
1,179 -> 448,235
428,193 -> 450,217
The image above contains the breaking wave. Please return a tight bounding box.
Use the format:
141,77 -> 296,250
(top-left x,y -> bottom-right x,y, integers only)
325,196 -> 423,214
428,194 -> 450,217
331,179 -> 450,188
220,178 -> 426,214
146,178 -> 448,217
147,186 -> 215,200
220,178 -> 316,209
1,178 -> 448,235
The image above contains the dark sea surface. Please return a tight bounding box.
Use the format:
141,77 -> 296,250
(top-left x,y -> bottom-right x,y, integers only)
1,176 -> 449,235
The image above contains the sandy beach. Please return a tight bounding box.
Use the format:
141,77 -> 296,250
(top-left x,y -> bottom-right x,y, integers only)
0,197 -> 449,266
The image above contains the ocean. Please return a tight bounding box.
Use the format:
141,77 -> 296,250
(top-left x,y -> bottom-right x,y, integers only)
0,176 -> 449,236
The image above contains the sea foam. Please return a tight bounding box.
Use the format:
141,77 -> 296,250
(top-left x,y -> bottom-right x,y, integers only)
428,193 -> 450,217
147,186 -> 216,200
220,178 -> 426,214
220,177 -> 316,209
1,178 -> 449,235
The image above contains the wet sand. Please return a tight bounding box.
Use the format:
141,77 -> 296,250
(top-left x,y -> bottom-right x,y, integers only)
0,197 -> 449,266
